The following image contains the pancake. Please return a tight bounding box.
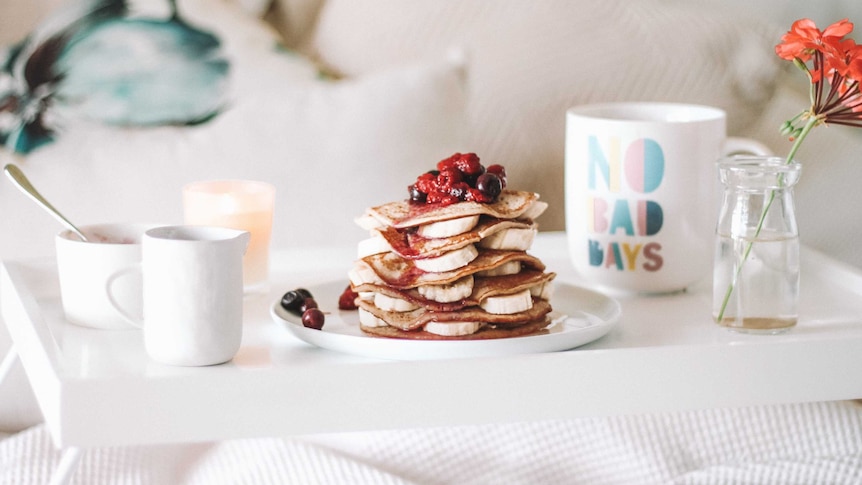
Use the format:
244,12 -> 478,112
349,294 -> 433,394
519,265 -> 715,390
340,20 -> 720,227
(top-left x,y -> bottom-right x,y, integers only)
360,317 -> 551,340
354,248 -> 547,289
365,190 -> 546,229
353,270 -> 556,312
376,217 -> 537,260
356,298 -> 553,331
347,152 -> 556,340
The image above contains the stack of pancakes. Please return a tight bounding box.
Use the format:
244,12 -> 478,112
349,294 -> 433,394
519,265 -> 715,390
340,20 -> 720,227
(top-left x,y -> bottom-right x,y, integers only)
348,190 -> 556,340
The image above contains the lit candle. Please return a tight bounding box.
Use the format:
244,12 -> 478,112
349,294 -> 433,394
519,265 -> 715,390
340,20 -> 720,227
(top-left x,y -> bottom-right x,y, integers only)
183,180 -> 275,293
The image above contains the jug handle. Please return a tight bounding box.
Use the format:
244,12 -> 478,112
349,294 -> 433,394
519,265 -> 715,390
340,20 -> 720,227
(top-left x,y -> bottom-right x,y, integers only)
724,137 -> 772,157
105,264 -> 144,329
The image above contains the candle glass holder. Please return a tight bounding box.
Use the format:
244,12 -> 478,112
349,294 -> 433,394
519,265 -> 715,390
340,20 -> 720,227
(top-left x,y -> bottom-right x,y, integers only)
183,180 -> 275,295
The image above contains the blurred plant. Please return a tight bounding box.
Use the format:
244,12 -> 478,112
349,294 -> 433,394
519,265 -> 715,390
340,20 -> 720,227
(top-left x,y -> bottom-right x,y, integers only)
0,0 -> 229,154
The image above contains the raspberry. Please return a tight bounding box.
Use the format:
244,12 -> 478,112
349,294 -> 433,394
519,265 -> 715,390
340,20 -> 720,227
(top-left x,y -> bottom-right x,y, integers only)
415,173 -> 437,194
454,153 -> 483,175
465,188 -> 492,203
436,153 -> 460,172
338,285 -> 359,310
427,191 -> 459,205
436,168 -> 463,188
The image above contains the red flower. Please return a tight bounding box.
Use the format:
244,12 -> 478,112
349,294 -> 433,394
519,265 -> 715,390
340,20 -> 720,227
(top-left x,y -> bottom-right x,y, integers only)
776,18 -> 862,135
775,18 -> 853,61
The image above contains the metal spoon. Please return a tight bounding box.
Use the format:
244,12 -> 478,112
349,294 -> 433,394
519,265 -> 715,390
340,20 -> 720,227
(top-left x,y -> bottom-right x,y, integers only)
3,163 -> 89,242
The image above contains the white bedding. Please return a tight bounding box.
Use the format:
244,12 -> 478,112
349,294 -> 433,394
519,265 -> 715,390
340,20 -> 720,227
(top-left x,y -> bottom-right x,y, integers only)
2,400 -> 861,484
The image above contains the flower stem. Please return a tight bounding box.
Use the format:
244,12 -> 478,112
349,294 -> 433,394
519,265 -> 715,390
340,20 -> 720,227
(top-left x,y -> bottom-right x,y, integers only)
785,115 -> 819,163
715,116 -> 817,323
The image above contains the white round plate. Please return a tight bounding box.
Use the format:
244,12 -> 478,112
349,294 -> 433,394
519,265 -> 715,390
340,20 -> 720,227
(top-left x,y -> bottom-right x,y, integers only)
271,280 -> 621,361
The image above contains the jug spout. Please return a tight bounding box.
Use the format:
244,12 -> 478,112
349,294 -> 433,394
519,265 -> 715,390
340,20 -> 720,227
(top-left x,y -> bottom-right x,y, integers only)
233,230 -> 251,254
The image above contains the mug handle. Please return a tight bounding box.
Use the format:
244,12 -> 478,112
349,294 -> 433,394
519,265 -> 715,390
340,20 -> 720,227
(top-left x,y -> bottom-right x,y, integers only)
724,137 -> 772,157
106,264 -> 144,328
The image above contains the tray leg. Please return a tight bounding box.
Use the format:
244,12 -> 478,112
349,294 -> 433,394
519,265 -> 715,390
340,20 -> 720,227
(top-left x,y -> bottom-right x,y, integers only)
49,447 -> 83,485
2,346 -> 84,484
0,345 -> 17,387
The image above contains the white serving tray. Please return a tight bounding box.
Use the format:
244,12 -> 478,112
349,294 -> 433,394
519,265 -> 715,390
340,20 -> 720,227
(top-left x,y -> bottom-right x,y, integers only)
2,233 -> 862,449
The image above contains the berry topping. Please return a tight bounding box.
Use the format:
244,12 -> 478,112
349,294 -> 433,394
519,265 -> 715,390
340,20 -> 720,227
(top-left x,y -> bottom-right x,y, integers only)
338,285 -> 359,310
301,308 -> 325,330
408,152 -> 506,206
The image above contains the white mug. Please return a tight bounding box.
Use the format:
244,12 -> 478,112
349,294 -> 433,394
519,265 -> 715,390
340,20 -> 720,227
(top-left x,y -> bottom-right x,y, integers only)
55,223 -> 156,329
565,102 -> 770,294
108,225 -> 250,366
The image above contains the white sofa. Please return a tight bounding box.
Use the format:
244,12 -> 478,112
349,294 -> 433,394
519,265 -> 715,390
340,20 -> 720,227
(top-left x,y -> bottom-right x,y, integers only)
2,0 -> 862,483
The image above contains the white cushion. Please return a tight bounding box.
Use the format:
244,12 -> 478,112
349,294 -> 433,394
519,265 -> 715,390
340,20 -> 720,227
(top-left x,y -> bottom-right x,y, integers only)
0,1 -> 468,261
307,0 -> 783,232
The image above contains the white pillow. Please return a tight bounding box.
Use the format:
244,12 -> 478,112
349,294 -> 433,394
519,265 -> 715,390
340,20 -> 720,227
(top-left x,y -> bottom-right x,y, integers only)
0,1 -> 468,260
306,0 -> 784,232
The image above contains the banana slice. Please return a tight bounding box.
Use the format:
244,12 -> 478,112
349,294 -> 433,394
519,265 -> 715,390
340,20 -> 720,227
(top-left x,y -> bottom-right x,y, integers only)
417,275 -> 474,303
480,289 -> 533,315
374,293 -> 420,312
476,260 -> 521,277
357,234 -> 392,258
348,262 -> 384,286
530,281 -> 554,301
424,320 -> 483,336
355,213 -> 385,231
417,215 -> 480,238
521,200 -> 548,221
479,227 -> 537,250
358,308 -> 389,327
413,244 -> 478,273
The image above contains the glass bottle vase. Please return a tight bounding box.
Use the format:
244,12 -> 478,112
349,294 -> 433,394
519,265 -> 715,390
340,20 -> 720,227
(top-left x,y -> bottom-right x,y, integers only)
712,156 -> 802,334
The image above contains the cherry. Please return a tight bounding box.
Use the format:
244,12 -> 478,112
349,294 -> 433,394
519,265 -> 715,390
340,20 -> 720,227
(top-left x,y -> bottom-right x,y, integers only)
486,164 -> 507,188
301,308 -> 325,330
476,172 -> 502,199
300,297 -> 318,313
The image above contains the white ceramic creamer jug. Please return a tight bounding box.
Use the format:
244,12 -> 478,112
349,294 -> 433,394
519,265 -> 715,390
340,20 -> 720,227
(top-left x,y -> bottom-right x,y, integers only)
108,225 -> 250,366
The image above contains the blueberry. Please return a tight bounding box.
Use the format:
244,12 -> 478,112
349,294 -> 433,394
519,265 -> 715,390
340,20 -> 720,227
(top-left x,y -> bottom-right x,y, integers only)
280,290 -> 304,315
409,184 -> 427,203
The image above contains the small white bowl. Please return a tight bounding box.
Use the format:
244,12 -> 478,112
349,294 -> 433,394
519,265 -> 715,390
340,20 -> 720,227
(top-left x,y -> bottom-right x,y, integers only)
55,223 -> 158,330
